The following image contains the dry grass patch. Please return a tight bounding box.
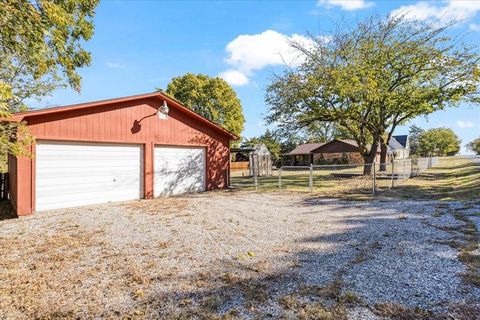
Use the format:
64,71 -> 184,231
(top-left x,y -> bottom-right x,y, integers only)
121,197 -> 188,215
371,302 -> 432,319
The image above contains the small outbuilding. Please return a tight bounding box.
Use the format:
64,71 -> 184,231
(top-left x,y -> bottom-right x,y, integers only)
230,144 -> 272,176
8,92 -> 237,215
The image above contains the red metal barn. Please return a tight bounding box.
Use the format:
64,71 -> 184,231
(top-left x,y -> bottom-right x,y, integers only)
8,92 -> 237,216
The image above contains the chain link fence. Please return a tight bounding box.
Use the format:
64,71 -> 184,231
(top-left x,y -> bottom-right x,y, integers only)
230,157 -> 439,196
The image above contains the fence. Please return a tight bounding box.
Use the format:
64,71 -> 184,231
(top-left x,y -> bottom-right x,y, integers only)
0,173 -> 8,201
230,157 -> 439,196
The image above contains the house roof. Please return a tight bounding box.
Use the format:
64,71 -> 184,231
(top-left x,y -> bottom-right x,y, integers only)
286,142 -> 327,155
393,135 -> 408,148
335,139 -> 358,147
388,137 -> 404,150
9,92 -> 238,140
288,139 -> 384,155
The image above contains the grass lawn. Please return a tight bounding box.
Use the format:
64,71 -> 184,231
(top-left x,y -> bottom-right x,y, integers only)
231,165 -> 373,197
381,157 -> 480,202
231,157 -> 480,202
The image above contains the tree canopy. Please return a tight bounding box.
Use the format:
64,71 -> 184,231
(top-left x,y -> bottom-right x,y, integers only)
408,125 -> 424,156
0,0 -> 99,171
162,73 -> 245,140
417,128 -> 461,156
265,15 -> 480,170
466,137 -> 480,155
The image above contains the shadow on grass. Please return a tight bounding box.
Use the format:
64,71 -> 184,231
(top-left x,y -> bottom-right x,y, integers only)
379,158 -> 480,202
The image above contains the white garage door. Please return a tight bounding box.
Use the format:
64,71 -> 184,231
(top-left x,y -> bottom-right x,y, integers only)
154,146 -> 205,196
36,141 -> 143,212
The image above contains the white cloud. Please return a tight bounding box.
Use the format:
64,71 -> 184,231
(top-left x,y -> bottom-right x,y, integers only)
220,30 -> 316,86
391,1 -> 480,24
106,62 -> 126,69
457,120 -> 475,128
218,69 -> 249,86
225,30 -> 313,74
317,0 -> 373,11
470,23 -> 480,31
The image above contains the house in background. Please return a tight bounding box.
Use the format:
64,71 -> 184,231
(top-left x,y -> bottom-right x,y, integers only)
285,136 -> 409,165
389,135 -> 410,159
285,139 -> 376,165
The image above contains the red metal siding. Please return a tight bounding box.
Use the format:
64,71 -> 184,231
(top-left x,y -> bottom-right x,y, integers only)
13,97 -> 231,215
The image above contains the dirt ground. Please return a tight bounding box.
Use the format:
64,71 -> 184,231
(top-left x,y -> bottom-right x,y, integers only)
1,190 -> 479,319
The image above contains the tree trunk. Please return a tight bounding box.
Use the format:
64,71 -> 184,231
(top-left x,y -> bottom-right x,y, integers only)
362,143 -> 378,175
380,139 -> 387,172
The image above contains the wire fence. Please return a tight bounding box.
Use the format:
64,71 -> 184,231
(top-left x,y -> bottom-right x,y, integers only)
230,157 -> 439,196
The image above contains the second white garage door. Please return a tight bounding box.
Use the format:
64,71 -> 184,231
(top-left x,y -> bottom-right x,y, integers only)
36,141 -> 143,212
154,146 -> 206,196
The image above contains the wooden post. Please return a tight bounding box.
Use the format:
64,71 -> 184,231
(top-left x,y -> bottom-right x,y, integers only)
390,160 -> 395,189
278,167 -> 282,192
254,169 -> 258,191
309,164 -> 313,193
372,161 -> 376,196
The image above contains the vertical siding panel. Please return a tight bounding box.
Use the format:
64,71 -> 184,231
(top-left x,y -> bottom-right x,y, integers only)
82,111 -> 87,140
132,106 -> 138,143
105,109 -> 110,141
141,104 -> 146,143
98,110 -> 104,141
74,113 -> 80,138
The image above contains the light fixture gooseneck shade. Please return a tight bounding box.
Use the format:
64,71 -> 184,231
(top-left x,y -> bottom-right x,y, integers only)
158,100 -> 169,119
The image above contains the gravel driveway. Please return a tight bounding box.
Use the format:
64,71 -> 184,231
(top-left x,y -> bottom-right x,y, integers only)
0,191 -> 479,319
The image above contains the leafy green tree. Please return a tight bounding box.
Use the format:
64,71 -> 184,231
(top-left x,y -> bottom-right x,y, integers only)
0,0 -> 99,172
162,73 -> 245,141
266,15 -> 479,173
302,121 -> 349,143
466,137 -> 480,155
417,128 -> 461,156
408,125 -> 424,156
242,129 -> 281,162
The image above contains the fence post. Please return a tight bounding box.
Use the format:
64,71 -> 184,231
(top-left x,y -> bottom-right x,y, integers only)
372,161 -> 376,196
278,167 -> 282,192
390,160 -> 395,189
254,166 -> 258,191
309,164 -> 313,193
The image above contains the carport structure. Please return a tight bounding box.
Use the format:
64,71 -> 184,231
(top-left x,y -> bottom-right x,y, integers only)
8,92 -> 237,215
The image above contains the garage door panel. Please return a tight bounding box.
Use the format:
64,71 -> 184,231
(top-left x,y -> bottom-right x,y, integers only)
154,146 -> 205,196
36,142 -> 143,212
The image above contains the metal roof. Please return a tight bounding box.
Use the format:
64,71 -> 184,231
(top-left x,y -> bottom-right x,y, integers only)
388,137 -> 404,150
393,135 -> 408,148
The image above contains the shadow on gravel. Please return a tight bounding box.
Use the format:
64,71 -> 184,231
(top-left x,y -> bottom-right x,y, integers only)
129,200 -> 478,319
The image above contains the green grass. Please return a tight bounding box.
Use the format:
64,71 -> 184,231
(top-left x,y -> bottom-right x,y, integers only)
231,157 -> 480,202
381,157 -> 480,202
231,166 -> 373,199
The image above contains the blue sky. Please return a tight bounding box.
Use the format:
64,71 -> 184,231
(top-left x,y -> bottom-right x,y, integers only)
34,0 -> 480,154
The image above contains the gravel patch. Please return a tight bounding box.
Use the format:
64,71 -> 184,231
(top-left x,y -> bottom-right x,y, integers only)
0,192 -> 479,319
